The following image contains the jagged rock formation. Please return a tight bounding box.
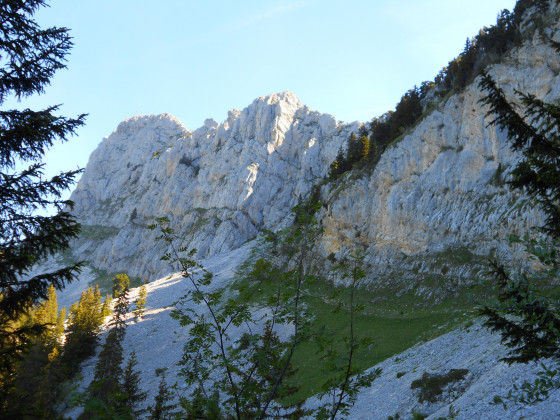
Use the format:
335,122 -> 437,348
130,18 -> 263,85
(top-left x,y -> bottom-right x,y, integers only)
69,92 -> 358,278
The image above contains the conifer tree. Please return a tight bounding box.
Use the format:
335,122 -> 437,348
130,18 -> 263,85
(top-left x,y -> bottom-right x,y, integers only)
148,370 -> 175,420
478,65 -> 560,403
329,147 -> 346,179
5,285 -> 64,417
0,0 -> 86,398
60,286 -> 105,378
112,273 -> 130,298
52,306 -> 66,359
120,351 -> 147,417
102,293 -> 112,318
83,285 -> 130,418
346,133 -> 361,166
88,286 -> 129,401
134,284 -> 147,321
359,135 -> 370,161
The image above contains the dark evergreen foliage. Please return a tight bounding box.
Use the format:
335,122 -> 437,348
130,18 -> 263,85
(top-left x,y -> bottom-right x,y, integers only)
120,351 -> 147,417
328,85 -> 428,180
3,286 -> 66,418
478,58 -> 560,386
81,287 -> 133,419
0,0 -> 86,411
329,132 -> 373,178
148,371 -> 176,420
479,71 -> 560,238
439,0 -> 554,93
86,288 -> 128,406
480,259 -> 560,364
391,87 -> 423,136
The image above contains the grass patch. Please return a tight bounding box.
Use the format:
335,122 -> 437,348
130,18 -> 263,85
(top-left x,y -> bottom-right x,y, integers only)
285,280 -> 477,402
79,224 -> 120,242
230,259 -> 485,404
428,246 -> 481,267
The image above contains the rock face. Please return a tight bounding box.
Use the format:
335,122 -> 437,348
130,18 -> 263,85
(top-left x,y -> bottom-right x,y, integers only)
69,5 -> 560,289
70,92 -> 358,278
316,25 -> 560,289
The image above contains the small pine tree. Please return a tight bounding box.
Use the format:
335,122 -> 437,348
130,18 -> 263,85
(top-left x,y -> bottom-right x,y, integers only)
88,329 -> 124,403
346,133 -> 361,166
134,285 -> 147,321
180,387 -> 220,419
101,293 -> 111,318
148,371 -> 176,420
83,286 -> 130,417
112,273 -> 130,298
51,306 -> 66,360
359,135 -> 370,161
33,285 -> 59,329
329,147 -> 346,179
120,351 -> 147,417
60,286 -> 105,378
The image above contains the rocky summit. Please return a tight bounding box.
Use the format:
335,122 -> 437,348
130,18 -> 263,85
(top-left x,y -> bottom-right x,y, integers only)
69,91 -> 358,279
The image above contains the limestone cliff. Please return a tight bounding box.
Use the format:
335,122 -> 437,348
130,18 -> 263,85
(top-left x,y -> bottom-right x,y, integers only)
61,4 -> 560,418
316,27 -> 560,292
68,4 -> 560,292
69,92 -> 357,279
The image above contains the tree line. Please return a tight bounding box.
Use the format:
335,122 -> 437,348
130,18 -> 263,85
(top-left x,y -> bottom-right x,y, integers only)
329,0 -> 554,180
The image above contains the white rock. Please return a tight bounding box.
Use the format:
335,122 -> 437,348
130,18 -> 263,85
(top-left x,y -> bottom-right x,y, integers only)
69,92 -> 357,278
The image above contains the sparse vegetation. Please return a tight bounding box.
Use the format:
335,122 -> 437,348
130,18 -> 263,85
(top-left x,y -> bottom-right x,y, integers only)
79,224 -> 121,241
410,369 -> 469,403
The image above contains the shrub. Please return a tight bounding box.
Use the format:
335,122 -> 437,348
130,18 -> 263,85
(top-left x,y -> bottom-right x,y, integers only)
410,369 -> 469,403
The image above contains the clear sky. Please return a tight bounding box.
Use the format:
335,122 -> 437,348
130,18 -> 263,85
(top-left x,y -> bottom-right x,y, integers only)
7,0 -> 517,182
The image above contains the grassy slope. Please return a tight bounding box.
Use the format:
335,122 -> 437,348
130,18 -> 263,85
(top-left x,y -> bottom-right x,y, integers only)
231,247 -> 488,403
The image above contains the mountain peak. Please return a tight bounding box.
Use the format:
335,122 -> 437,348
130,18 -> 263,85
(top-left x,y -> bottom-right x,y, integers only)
252,90 -> 303,110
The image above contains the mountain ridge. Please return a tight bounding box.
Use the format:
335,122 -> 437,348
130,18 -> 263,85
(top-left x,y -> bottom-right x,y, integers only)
68,90 -> 358,280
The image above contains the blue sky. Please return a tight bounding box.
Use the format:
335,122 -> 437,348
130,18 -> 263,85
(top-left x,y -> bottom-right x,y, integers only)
8,0 -> 517,181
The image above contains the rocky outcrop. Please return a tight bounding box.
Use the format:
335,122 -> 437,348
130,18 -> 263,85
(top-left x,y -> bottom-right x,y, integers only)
317,23 -> 560,289
69,92 -> 358,278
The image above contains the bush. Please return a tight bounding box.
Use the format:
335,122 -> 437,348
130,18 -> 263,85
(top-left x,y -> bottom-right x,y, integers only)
410,369 -> 469,403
